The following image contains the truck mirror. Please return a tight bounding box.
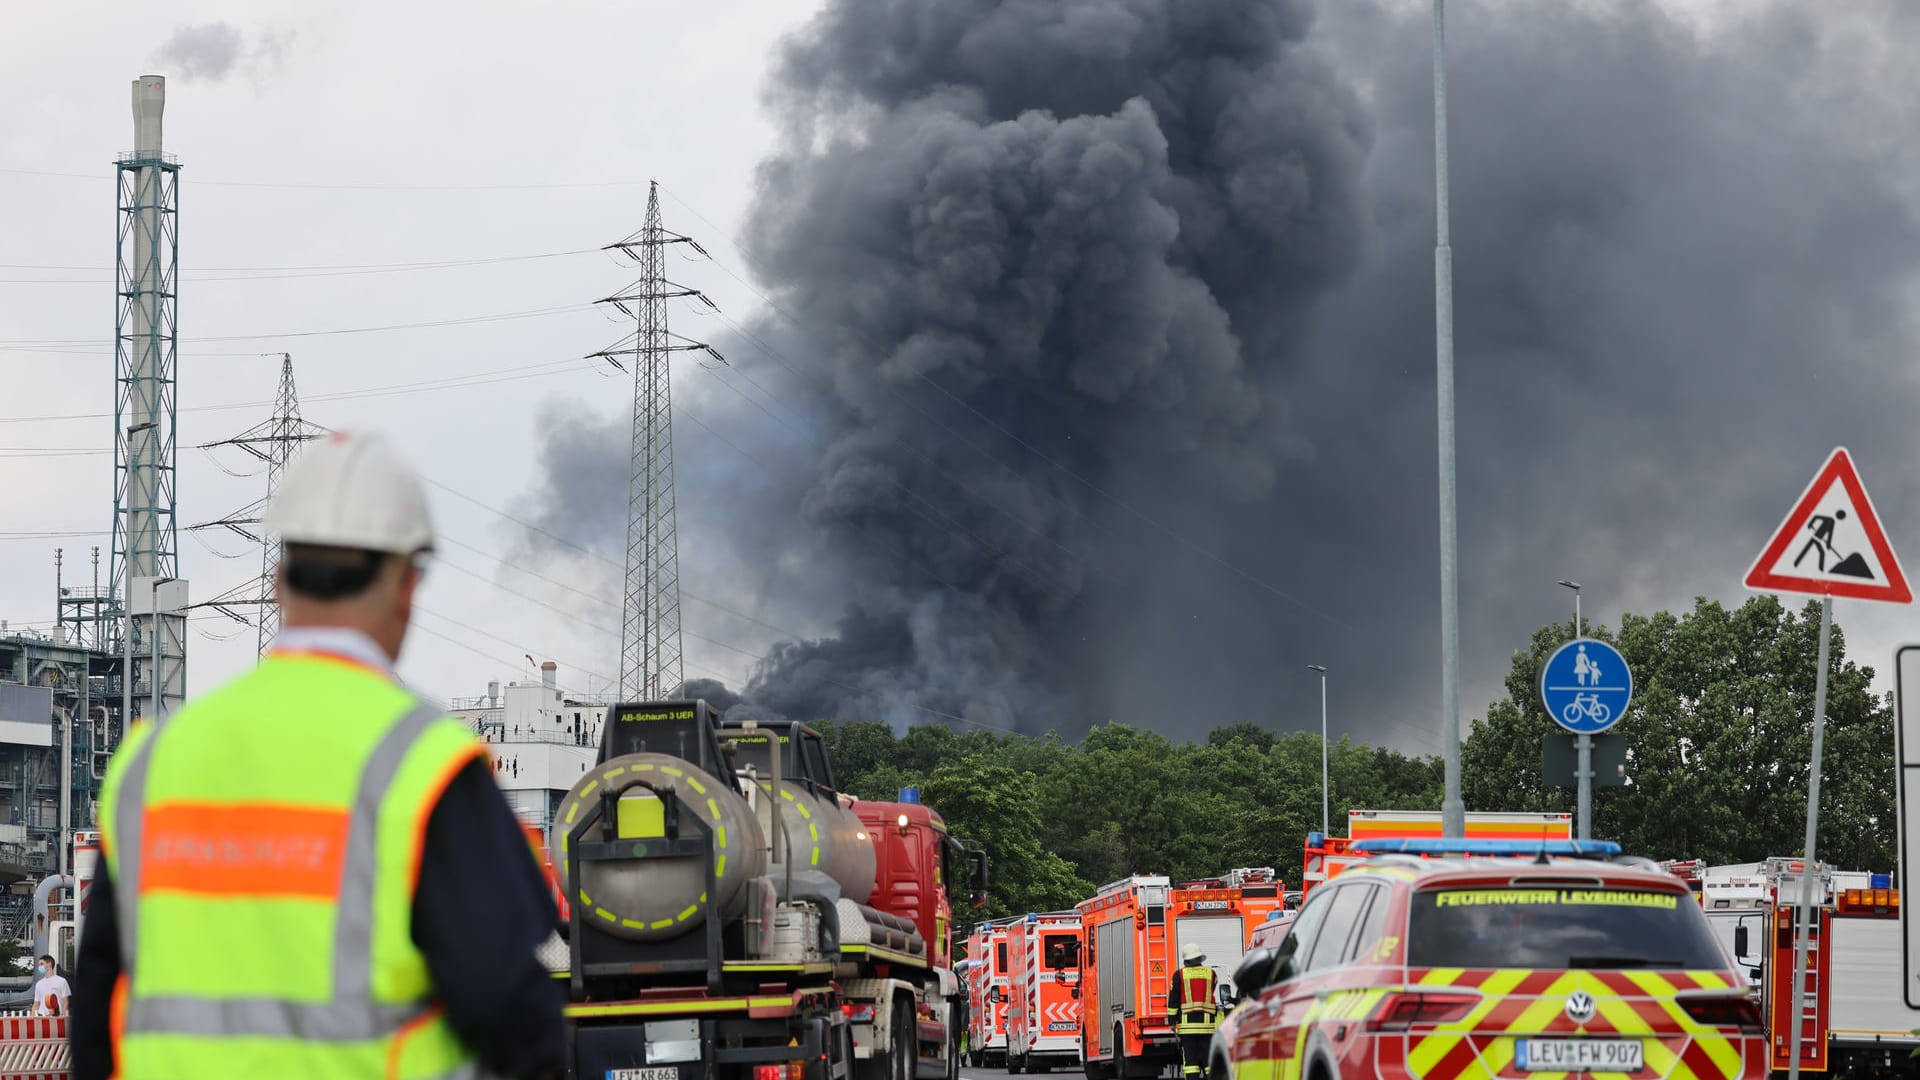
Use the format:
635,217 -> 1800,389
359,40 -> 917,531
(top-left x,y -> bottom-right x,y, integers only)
968,850 -> 990,909
1231,947 -> 1279,998
1733,926 -> 1749,961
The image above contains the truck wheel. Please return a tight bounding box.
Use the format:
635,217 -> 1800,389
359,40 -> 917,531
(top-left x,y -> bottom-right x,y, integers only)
946,1021 -> 960,1080
894,1000 -> 915,1080
1009,1053 -> 1026,1075
1113,1027 -> 1133,1080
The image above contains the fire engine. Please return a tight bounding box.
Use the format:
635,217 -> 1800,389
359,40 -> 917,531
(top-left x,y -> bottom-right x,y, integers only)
965,919 -> 1015,1067
1004,911 -> 1083,1074
1702,857 -> 1919,1078
1074,869 -> 1283,1080
1300,809 -> 1574,898
1657,857 -> 1707,903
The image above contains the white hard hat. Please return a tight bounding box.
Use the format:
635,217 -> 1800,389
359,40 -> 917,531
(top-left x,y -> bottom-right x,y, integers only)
1182,943 -> 1204,963
265,432 -> 434,555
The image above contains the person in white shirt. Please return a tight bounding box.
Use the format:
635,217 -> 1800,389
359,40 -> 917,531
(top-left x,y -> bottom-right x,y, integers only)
33,955 -> 70,1017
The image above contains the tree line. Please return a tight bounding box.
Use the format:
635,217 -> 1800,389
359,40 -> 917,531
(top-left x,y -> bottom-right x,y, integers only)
817,595 -> 1898,923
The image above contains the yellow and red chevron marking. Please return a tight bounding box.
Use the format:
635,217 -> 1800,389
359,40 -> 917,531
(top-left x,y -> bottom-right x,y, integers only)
1386,968 -> 1757,1080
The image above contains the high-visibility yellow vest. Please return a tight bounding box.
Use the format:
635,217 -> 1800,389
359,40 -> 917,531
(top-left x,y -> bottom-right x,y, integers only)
1171,964 -> 1219,1034
98,650 -> 491,1078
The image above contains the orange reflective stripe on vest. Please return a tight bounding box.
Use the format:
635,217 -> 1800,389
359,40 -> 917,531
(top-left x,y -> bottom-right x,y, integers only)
141,804 -> 351,899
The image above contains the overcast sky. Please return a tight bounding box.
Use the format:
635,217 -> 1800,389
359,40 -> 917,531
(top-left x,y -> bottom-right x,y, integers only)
5,0 -> 1920,755
0,0 -> 811,705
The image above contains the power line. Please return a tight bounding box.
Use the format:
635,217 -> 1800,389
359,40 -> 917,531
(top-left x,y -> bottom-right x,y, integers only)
0,245 -> 595,274
0,531 -> 108,542
415,478 -> 1020,734
412,607 -> 616,689
424,485 -> 805,639
0,165 -> 652,192
0,358 -> 594,427
0,302 -> 593,350
0,248 -> 595,279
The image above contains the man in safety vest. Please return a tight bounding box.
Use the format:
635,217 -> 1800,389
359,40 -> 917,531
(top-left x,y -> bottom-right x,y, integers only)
70,432 -> 566,1079
1164,943 -> 1219,1079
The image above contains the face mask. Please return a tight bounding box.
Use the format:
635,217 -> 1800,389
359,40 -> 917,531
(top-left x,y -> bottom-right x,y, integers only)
35,966 -> 46,977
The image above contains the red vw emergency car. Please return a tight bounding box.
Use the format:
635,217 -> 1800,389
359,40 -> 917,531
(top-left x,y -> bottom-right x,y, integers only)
1211,839 -> 1766,1080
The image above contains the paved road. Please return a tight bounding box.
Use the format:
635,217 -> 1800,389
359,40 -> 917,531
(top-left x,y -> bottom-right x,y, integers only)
962,1066 -> 1139,1080
960,1056 -> 1186,1080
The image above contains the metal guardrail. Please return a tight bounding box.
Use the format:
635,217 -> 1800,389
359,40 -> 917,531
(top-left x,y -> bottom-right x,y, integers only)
115,151 -> 178,166
480,729 -> 598,748
450,694 -> 620,710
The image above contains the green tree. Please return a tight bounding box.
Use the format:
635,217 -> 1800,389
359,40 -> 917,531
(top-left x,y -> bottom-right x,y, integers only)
1461,596 -> 1894,868
920,759 -> 1091,919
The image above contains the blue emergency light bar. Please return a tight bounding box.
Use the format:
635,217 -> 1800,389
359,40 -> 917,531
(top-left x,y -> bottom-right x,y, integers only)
1347,838 -> 1623,857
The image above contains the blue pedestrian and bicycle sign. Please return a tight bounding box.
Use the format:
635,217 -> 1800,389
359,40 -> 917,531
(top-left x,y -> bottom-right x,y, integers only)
1539,639 -> 1633,735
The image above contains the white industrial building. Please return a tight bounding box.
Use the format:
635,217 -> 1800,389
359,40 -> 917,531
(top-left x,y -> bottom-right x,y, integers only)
448,661 -> 608,832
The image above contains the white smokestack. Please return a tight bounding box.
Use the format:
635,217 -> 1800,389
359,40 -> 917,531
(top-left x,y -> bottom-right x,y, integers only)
132,75 -> 165,157
541,661 -> 557,691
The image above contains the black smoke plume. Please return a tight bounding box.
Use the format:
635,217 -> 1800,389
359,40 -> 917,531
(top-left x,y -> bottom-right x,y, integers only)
519,0 -> 1920,746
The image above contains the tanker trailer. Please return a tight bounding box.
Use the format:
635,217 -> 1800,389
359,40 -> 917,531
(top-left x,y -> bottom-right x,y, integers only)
549,701 -> 990,1080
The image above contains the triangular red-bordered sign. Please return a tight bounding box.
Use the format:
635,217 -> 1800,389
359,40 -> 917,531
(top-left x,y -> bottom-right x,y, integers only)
1745,447 -> 1911,603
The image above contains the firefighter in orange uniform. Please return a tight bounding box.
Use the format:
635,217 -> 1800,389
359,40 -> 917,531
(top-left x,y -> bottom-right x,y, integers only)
1165,943 -> 1219,1079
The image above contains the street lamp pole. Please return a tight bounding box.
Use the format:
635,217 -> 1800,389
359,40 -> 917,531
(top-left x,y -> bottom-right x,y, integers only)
1558,580 -> 1583,640
1433,0 -> 1465,840
1558,580 -> 1590,840
1309,665 -> 1329,837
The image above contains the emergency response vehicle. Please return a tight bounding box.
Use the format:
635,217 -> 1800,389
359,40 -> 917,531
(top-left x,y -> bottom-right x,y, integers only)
1211,839 -> 1766,1080
1705,858 -> 1919,1077
1005,911 -> 1085,1074
1076,869 -> 1284,1080
1301,810 -> 1574,899
543,703 -> 989,1080
968,919 -> 1016,1067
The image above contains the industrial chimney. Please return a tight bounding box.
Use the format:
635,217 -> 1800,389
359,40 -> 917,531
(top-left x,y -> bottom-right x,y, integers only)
113,72 -> 187,720
541,662 -> 557,691
133,75 -> 164,157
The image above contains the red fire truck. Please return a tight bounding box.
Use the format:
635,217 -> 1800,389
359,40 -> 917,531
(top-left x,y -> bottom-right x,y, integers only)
1707,858 -> 1919,1077
1074,869 -> 1283,1080
1004,911 -> 1083,1074
966,919 -> 1015,1067
1300,809 -> 1574,899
